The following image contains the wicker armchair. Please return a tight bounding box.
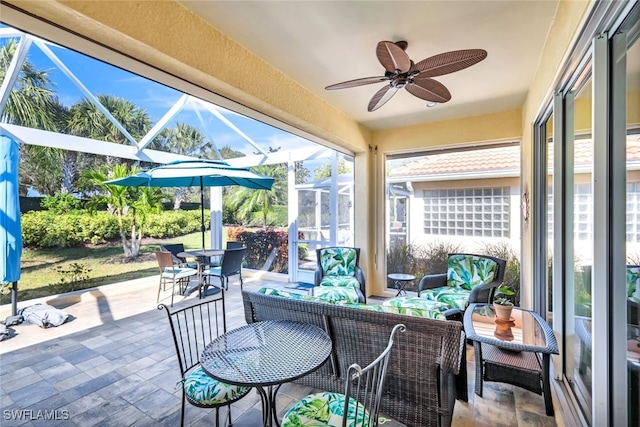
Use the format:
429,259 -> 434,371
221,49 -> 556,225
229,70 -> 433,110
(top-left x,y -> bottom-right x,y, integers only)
313,247 -> 366,304
417,253 -> 506,319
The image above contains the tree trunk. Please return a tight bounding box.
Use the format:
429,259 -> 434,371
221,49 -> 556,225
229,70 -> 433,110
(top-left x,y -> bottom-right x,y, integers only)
120,228 -> 133,258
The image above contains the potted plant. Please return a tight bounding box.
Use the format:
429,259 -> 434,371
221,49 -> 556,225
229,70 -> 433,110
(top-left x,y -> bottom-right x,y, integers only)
493,297 -> 514,321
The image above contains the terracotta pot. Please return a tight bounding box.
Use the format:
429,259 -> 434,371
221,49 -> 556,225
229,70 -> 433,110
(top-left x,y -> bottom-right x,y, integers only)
493,303 -> 513,321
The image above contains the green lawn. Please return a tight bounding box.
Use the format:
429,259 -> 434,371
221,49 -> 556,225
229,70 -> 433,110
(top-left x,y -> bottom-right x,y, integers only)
1,231 -> 214,304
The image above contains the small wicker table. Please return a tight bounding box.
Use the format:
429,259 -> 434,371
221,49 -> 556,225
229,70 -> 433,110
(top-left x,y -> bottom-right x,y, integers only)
464,303 -> 559,416
200,320 -> 332,427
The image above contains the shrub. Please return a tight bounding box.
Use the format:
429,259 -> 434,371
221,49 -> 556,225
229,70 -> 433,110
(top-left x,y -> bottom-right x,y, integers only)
21,209 -> 210,248
481,240 -> 521,306
227,226 -> 290,273
41,193 -> 83,214
386,240 -> 463,291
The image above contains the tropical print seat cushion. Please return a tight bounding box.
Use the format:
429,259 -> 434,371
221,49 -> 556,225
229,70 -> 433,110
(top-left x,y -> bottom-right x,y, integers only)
626,266 -> 640,301
447,254 -> 497,290
341,299 -> 447,320
313,285 -> 360,304
320,276 -> 360,288
183,366 -> 250,406
383,296 -> 449,319
419,287 -> 471,311
319,247 -> 358,276
282,392 -> 369,427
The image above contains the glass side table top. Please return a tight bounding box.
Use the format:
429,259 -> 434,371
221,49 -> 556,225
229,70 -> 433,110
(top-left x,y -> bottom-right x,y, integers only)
200,320 -> 332,387
465,303 -> 558,354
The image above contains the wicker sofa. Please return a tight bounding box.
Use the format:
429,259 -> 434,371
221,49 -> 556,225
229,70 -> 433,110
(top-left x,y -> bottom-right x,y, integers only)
242,288 -> 466,427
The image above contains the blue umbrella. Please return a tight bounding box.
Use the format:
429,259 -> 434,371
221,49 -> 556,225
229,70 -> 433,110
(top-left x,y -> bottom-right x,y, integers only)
105,159 -> 275,248
1,135 -> 22,316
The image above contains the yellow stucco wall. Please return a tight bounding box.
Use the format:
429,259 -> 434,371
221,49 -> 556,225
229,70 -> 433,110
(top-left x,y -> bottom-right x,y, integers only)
520,0 -> 592,309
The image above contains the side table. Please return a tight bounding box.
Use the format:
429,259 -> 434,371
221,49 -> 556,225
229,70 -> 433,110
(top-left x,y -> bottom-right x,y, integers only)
388,273 -> 415,296
464,303 -> 559,416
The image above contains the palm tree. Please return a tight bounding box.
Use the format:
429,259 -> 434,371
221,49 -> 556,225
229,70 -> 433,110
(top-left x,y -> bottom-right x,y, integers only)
68,94 -> 152,166
0,38 -> 63,195
85,164 -> 163,258
228,164 -> 287,228
150,122 -> 215,209
0,39 -> 57,130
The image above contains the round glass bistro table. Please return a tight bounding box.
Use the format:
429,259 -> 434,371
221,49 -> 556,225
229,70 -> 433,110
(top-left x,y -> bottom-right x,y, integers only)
388,273 -> 415,296
200,320 -> 332,427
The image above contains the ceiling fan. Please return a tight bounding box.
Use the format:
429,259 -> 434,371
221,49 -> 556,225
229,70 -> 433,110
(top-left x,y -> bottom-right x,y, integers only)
325,41 -> 487,112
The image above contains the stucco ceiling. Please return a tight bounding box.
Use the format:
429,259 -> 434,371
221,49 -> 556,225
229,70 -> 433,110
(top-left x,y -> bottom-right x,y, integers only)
179,1 -> 559,131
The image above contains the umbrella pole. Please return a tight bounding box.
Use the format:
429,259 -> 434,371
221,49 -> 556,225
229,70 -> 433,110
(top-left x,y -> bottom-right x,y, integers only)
200,178 -> 206,249
11,282 -> 17,316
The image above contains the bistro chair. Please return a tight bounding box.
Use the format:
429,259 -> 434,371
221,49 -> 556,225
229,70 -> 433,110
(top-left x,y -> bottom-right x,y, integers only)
313,246 -> 366,304
159,296 -> 251,427
281,323 -> 406,426
155,251 -> 199,307
209,241 -> 244,268
203,247 -> 246,295
160,243 -> 198,269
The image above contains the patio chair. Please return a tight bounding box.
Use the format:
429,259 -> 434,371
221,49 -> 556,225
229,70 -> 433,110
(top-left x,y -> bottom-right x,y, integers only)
208,241 -> 244,268
281,323 -> 406,426
313,246 -> 366,304
226,241 -> 243,249
203,247 -> 246,294
159,296 -> 251,427
413,253 -> 506,320
160,243 -> 198,269
155,251 -> 199,307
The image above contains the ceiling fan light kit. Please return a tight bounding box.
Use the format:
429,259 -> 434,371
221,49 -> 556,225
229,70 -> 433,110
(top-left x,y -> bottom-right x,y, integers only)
325,41 -> 487,112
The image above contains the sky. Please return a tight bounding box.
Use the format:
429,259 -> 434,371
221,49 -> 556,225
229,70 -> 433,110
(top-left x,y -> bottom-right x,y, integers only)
0,23 -> 323,162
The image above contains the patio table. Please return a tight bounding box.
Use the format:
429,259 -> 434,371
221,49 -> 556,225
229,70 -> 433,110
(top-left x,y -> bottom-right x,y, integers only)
178,249 -> 224,295
200,319 -> 332,427
464,303 -> 559,416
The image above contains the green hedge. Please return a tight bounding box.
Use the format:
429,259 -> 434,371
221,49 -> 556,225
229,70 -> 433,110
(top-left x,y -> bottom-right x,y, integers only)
21,209 -> 209,248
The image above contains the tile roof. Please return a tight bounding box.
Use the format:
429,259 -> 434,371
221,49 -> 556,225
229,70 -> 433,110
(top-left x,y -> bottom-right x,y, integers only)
390,135 -> 640,179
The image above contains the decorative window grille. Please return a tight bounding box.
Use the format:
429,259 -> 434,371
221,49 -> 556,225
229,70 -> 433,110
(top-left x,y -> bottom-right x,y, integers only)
423,187 -> 510,237
626,182 -> 640,243
574,183 -> 593,242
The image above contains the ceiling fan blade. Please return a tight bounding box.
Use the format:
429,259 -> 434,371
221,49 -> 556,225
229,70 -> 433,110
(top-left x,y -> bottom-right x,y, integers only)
325,76 -> 389,90
412,49 -> 487,77
368,85 -> 398,112
376,41 -> 411,73
406,76 -> 451,103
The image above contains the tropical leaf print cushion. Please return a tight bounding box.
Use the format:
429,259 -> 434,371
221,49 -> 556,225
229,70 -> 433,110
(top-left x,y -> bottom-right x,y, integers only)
313,285 -> 360,304
183,366 -> 250,405
282,392 -> 369,427
320,248 -> 357,276
626,266 -> 640,298
320,276 -> 360,288
447,255 -> 497,290
419,287 -> 470,311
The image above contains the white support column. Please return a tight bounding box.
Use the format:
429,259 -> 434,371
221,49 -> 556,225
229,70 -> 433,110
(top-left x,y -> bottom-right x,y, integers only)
288,158 -> 298,282
330,151 -> 338,244
210,187 -> 223,250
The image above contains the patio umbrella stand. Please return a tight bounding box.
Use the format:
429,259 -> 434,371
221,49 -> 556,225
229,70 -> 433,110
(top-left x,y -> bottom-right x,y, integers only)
106,159 -> 274,248
1,135 -> 23,317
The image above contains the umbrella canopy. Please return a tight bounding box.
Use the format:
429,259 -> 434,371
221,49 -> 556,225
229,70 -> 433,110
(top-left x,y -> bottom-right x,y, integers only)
1,135 -> 23,316
106,159 -> 275,189
105,159 -> 275,248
